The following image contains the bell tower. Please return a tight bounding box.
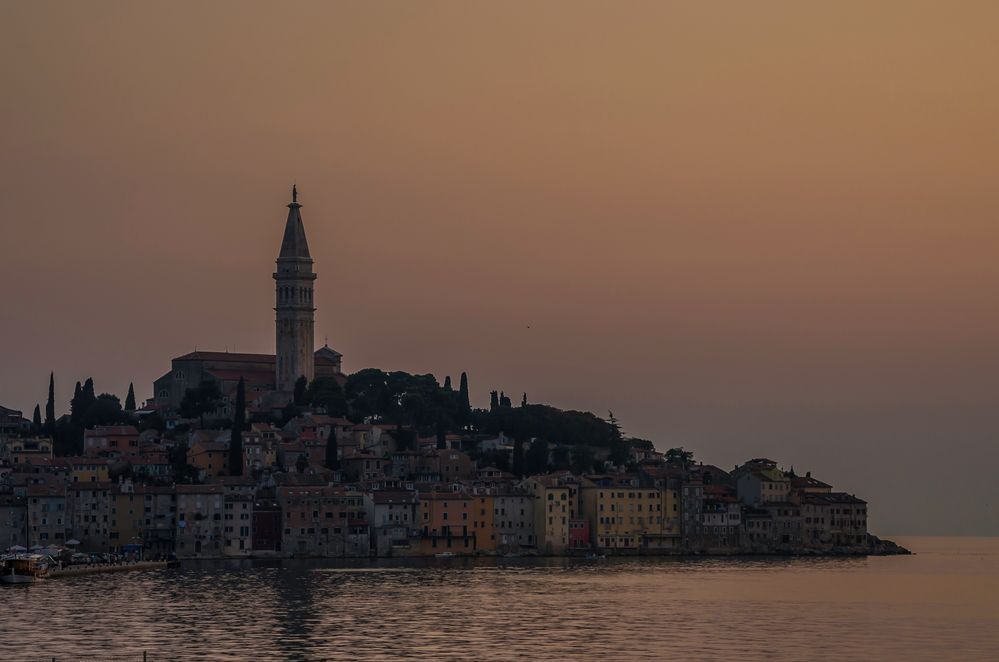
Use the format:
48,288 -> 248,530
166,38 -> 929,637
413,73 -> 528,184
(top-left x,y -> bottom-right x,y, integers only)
274,185 -> 316,393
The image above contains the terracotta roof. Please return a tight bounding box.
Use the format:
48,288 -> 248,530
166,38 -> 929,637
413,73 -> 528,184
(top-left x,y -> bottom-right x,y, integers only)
175,351 -> 275,363
84,425 -> 139,437
792,475 -> 832,489
176,484 -> 224,494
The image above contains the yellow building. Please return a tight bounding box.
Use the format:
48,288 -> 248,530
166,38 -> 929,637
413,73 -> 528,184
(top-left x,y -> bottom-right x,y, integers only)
5,437 -> 52,464
469,492 -> 496,552
636,466 -> 683,550
188,441 -> 229,478
69,457 -> 110,483
521,474 -> 579,554
580,475 -> 666,552
109,484 -> 144,553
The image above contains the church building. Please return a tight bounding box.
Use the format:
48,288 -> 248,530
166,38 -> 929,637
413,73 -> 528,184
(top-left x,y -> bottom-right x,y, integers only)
153,187 -> 343,410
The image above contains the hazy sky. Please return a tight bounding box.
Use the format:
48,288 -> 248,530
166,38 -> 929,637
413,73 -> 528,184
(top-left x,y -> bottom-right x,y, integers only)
1,1 -> 998,535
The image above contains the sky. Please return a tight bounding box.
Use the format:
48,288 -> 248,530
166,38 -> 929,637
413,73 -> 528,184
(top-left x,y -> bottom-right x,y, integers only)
1,1 -> 998,535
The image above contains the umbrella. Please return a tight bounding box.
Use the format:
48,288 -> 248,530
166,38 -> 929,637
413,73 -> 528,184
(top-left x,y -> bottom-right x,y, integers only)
66,539 -> 81,546
7,545 -> 27,552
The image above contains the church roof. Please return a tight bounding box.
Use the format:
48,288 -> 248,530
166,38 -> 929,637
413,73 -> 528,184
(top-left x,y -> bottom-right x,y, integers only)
172,349 -> 340,366
315,345 -> 342,360
278,186 -> 311,260
174,351 -> 274,363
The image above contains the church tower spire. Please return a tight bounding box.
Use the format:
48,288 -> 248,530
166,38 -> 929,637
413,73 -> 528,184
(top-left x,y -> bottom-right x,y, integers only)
274,185 -> 316,393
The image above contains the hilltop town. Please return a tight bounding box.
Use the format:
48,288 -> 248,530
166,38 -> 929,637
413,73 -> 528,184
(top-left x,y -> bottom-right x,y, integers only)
0,189 -> 898,560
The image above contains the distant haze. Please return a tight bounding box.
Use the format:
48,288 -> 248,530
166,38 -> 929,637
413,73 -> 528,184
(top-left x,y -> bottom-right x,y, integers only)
1,1 -> 997,535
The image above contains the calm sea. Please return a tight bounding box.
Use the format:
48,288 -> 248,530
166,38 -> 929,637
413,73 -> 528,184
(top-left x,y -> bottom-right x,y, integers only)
2,536 -> 996,661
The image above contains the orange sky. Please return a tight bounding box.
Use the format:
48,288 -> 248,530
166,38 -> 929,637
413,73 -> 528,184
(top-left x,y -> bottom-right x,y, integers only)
1,1 -> 998,534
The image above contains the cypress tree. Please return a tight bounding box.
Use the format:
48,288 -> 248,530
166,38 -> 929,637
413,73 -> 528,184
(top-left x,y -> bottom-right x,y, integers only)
70,381 -> 83,423
32,405 -> 42,432
489,390 -> 499,411
499,391 -> 511,408
458,372 -> 470,412
443,375 -> 452,391
435,413 -> 447,450
325,423 -> 339,471
228,378 -> 245,476
124,382 -> 136,411
521,392 -> 527,407
80,378 -> 96,414
44,372 -> 55,435
293,376 -> 308,407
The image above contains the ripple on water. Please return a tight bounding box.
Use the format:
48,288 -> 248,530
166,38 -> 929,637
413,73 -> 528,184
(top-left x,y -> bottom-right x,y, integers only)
2,539 -> 998,662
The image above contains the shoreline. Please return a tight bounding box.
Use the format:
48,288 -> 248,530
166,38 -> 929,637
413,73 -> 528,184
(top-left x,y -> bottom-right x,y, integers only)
167,538 -> 912,562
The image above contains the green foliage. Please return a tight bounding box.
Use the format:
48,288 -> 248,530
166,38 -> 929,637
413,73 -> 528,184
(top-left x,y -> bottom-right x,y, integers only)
551,445 -> 571,470
666,447 -> 694,466
293,376 -> 308,407
628,438 -> 655,451
443,376 -> 452,391
229,378 -> 245,476
53,418 -> 82,456
571,446 -> 595,475
458,373 -> 470,413
524,438 -> 549,476
608,441 -> 630,467
499,392 -> 512,408
44,372 -> 55,435
31,405 -> 41,433
168,442 -> 198,483
389,426 -> 416,452
435,413 -> 447,450
325,425 -> 339,471
280,401 -> 299,426
305,376 -> 347,417
70,382 -> 82,423
124,383 -> 136,411
82,394 -> 126,428
489,391 -> 499,411
481,448 -> 510,472
138,411 -> 165,433
70,379 -> 98,426
345,369 -> 458,433
512,438 -> 525,477
180,380 -> 222,424
474,404 -> 621,449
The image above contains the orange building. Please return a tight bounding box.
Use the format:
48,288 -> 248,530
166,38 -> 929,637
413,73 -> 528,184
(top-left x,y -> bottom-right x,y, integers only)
419,492 -> 480,556
188,441 -> 229,478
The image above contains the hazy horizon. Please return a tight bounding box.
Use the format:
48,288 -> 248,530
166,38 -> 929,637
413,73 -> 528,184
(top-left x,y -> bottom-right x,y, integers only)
2,1 -> 998,536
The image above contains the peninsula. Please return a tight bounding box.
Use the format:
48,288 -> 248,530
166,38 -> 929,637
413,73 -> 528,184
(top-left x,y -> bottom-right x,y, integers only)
0,189 -> 907,560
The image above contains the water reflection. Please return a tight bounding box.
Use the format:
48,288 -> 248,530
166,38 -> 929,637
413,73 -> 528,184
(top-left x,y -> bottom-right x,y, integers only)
3,538 -> 998,661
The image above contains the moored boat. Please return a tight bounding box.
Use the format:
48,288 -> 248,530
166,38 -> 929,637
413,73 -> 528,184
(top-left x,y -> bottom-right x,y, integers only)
1,554 -> 53,584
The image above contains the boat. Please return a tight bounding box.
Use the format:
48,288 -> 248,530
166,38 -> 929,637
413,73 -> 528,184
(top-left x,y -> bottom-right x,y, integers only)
584,553 -> 606,560
434,552 -> 457,559
1,554 -> 53,584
